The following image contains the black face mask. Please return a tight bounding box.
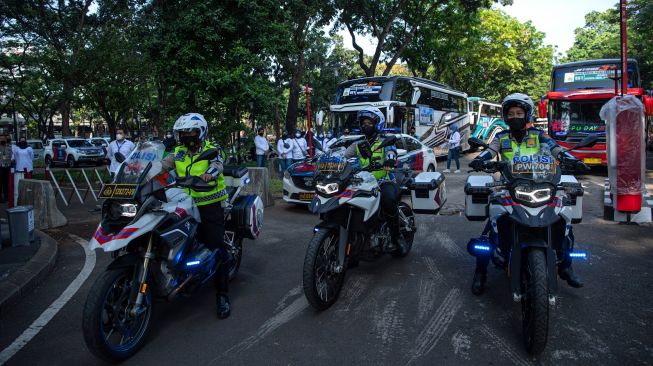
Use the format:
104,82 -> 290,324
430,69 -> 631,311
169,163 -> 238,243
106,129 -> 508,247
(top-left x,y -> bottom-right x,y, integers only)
282,134 -> 288,139
361,124 -> 375,137
180,135 -> 200,149
19,141 -> 28,149
506,117 -> 527,132
258,132 -> 264,136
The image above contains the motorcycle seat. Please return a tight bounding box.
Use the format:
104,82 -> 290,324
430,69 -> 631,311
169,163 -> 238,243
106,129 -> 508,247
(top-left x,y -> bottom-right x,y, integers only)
223,166 -> 248,178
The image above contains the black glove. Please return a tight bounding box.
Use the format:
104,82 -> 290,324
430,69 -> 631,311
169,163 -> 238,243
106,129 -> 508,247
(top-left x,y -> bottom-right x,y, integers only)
576,161 -> 591,173
469,159 -> 486,171
383,159 -> 397,170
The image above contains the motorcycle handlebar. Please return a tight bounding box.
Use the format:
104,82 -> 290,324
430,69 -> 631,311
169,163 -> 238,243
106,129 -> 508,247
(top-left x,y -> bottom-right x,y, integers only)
175,176 -> 216,192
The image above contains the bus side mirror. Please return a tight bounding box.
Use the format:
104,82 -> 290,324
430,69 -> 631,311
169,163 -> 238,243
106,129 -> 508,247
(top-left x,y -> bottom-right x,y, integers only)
538,98 -> 547,119
316,110 -> 324,126
644,94 -> 653,117
411,88 -> 421,105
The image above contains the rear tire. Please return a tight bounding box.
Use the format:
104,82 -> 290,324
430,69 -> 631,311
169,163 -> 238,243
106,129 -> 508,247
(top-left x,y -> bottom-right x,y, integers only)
45,155 -> 53,167
83,267 -> 153,362
303,229 -> 345,310
521,248 -> 549,356
392,203 -> 415,258
67,156 -> 76,168
227,236 -> 243,281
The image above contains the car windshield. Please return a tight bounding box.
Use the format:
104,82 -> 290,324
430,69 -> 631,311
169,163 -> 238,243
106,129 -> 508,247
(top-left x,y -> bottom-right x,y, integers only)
114,141 -> 165,184
504,149 -> 560,184
28,142 -> 43,149
67,139 -> 92,147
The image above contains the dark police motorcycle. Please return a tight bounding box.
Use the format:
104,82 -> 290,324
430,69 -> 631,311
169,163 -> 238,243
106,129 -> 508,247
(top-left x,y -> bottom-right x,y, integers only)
466,135 -> 596,355
302,136 -> 418,310
83,141 -> 262,361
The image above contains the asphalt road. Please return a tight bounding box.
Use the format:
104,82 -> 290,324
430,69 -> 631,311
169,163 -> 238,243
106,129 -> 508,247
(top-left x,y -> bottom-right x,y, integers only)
1,154 -> 652,365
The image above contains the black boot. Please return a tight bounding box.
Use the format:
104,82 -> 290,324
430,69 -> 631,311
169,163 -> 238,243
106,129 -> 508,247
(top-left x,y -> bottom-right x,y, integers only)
472,271 -> 486,295
217,293 -> 231,319
559,266 -> 583,288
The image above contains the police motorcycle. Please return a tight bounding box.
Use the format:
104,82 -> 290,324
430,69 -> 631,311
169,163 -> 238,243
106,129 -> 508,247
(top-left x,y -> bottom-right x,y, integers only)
82,141 -> 263,361
302,136 -> 445,310
465,135 -> 596,355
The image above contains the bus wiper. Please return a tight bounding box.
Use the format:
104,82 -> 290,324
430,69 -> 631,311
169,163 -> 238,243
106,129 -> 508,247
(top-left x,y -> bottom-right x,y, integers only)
577,86 -> 606,90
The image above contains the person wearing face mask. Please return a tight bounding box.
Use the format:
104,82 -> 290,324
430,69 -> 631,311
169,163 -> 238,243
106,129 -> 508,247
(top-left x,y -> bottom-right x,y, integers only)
107,128 -> 136,178
344,107 -> 408,256
160,113 -> 232,318
0,136 -> 12,203
13,137 -> 34,177
162,130 -> 177,156
254,127 -> 270,167
314,131 -> 326,153
290,130 -> 308,163
277,131 -> 293,179
323,130 -> 337,151
468,93 -> 583,295
443,124 -> 461,173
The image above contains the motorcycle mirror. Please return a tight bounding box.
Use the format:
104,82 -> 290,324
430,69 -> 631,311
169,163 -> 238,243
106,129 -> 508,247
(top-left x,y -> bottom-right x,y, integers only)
195,148 -> 218,161
114,152 -> 126,163
375,135 -> 397,151
570,135 -> 599,150
468,137 -> 488,150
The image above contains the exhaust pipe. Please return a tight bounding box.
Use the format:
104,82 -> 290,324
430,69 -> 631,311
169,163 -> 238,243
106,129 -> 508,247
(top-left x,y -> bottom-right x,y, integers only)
167,275 -> 195,301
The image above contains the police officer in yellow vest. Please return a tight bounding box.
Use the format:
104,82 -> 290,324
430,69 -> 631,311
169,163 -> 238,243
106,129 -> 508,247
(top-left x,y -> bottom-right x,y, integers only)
469,93 -> 583,295
345,107 -> 408,255
161,113 -> 232,318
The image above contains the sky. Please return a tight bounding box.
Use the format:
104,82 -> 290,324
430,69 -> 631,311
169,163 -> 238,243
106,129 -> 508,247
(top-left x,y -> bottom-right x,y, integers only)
337,0 -> 618,56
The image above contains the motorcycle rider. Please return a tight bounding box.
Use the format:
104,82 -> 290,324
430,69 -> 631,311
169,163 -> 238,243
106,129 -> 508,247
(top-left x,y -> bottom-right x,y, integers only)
469,93 -> 584,295
344,107 -> 407,254
161,113 -> 232,318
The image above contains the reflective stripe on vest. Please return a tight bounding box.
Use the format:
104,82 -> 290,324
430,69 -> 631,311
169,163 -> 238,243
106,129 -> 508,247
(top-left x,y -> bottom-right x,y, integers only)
357,140 -> 389,180
499,131 -> 541,162
174,142 -> 228,206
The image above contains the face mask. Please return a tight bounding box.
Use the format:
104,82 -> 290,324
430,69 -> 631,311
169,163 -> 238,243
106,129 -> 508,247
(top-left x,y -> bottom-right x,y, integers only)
506,117 -> 527,131
318,134 -> 324,139
19,141 -> 27,148
258,132 -> 264,136
326,133 -> 332,139
295,133 -> 301,138
180,134 -> 200,149
282,134 -> 288,139
361,124 -> 375,137
116,133 -> 124,141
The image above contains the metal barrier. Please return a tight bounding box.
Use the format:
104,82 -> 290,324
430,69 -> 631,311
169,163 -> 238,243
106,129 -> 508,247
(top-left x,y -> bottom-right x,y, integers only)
45,166 -> 109,206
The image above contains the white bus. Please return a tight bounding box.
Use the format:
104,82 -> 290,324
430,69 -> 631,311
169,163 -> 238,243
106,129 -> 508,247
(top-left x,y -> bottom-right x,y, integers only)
326,76 -> 471,157
467,97 -> 506,145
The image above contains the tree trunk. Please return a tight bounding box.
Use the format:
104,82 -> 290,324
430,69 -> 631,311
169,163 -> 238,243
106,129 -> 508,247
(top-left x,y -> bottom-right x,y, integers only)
273,103 -> 281,140
285,53 -> 306,134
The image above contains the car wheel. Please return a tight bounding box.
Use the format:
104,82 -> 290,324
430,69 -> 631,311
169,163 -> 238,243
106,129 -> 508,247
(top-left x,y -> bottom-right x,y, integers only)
427,164 -> 435,172
45,155 -> 53,167
67,156 -> 76,168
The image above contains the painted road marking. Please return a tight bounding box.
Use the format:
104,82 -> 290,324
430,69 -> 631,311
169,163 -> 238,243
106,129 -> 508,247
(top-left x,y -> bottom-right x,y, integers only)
0,234 -> 96,365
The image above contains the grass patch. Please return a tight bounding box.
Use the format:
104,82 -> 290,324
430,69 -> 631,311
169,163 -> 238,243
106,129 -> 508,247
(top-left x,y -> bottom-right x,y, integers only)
269,178 -> 283,195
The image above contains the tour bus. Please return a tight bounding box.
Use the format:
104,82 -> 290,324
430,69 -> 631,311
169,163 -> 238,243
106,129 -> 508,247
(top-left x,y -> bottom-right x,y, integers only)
539,58 -> 653,166
467,97 -> 506,145
326,76 -> 471,156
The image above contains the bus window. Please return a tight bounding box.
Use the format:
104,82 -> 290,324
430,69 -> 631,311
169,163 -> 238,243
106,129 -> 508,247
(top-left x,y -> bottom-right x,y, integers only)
394,79 -> 413,105
480,104 -> 491,117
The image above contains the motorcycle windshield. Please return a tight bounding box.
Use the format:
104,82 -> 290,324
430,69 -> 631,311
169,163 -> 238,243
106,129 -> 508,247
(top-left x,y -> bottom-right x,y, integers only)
114,141 -> 166,184
504,149 -> 561,184
315,154 -> 351,180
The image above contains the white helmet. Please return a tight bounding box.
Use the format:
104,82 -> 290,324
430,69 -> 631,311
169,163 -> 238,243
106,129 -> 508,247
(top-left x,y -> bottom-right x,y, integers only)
173,113 -> 208,141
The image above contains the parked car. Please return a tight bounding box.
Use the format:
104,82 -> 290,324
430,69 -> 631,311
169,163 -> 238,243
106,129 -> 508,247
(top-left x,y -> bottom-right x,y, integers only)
44,137 -> 106,168
282,133 -> 437,204
88,137 -> 111,163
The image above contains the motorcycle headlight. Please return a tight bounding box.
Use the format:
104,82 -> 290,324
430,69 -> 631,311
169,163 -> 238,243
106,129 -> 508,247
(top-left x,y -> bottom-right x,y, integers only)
316,182 -> 339,195
513,184 -> 553,206
119,203 -> 138,217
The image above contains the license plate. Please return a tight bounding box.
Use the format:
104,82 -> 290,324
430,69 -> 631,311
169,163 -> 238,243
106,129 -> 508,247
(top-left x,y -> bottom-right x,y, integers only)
99,184 -> 138,199
299,192 -> 315,201
583,158 -> 602,165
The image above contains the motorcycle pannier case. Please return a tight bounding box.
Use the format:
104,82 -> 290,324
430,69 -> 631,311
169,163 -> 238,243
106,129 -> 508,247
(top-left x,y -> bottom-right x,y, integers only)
228,194 -> 264,239
560,175 -> 584,223
408,172 -> 446,214
464,175 -> 493,221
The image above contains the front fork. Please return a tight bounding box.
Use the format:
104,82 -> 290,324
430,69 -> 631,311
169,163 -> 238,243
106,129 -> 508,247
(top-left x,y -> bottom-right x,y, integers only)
509,227 -> 558,305
131,235 -> 154,317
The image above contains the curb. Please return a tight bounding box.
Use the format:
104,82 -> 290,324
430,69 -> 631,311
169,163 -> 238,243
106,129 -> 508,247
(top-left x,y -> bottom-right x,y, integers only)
0,229 -> 58,316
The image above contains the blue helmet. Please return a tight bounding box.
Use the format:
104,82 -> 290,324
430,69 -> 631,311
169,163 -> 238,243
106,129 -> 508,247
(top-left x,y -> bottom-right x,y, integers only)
356,107 -> 385,137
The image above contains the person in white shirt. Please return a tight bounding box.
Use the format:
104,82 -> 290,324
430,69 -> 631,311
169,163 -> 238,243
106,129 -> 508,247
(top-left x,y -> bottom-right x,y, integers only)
444,124 -> 461,173
12,137 -> 34,175
276,131 -> 293,179
107,128 -> 136,177
323,130 -> 337,151
290,130 -> 308,163
254,127 -> 270,167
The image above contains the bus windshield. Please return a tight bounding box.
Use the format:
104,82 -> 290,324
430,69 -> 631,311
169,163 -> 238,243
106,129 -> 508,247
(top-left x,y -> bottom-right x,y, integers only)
328,108 -> 388,135
552,61 -> 639,91
548,100 -> 606,139
335,80 -> 394,104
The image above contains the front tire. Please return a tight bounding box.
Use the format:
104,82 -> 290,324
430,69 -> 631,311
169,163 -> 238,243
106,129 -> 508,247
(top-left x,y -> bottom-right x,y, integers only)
83,267 -> 153,362
303,229 -> 345,310
67,156 -> 76,168
392,202 -> 416,258
521,248 -> 549,355
45,155 -> 53,167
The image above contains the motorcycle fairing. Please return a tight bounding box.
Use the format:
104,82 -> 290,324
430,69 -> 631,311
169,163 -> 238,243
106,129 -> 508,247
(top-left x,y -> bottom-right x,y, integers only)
89,213 -> 165,252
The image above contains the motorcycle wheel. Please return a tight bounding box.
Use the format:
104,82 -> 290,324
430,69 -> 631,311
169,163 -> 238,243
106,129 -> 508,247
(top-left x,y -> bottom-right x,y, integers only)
82,268 -> 153,362
228,236 -> 243,281
521,247 -> 549,356
302,229 -> 345,310
392,202 -> 416,258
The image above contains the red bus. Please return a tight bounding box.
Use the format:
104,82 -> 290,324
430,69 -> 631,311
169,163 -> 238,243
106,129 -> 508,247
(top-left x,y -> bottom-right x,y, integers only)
539,58 -> 653,166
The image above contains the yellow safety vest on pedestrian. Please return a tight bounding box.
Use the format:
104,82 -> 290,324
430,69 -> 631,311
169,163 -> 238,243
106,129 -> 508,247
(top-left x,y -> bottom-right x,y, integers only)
173,142 -> 228,206
357,140 -> 390,180
498,130 -> 541,162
